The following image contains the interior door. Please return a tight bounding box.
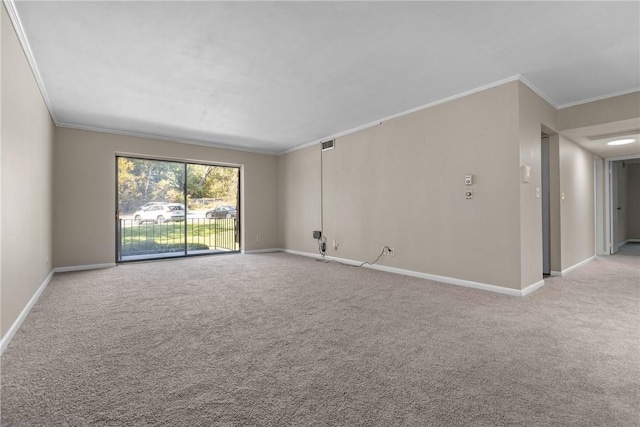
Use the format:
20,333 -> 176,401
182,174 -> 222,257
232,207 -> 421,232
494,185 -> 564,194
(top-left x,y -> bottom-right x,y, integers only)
541,137 -> 551,275
611,161 -> 622,254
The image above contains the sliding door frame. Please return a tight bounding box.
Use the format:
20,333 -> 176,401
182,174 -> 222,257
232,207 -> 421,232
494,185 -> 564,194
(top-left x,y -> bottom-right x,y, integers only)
115,153 -> 242,263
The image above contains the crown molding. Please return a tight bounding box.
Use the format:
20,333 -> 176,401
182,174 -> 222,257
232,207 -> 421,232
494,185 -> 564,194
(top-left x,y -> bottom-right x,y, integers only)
5,1 -> 636,157
517,75 -> 559,109
557,87 -> 640,110
3,0 -> 59,123
279,75 -> 525,156
56,122 -> 279,156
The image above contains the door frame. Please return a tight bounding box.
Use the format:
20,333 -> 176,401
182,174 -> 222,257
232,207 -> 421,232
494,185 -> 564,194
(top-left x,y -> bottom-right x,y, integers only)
604,155 -> 640,255
541,136 -> 551,275
115,154 -> 243,262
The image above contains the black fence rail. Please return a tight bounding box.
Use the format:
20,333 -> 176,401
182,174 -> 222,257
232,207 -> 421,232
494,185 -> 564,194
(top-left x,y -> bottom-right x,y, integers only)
118,217 -> 239,259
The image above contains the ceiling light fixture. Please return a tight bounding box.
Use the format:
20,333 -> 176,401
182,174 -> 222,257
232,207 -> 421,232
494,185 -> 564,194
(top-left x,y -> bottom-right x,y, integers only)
607,138 -> 636,146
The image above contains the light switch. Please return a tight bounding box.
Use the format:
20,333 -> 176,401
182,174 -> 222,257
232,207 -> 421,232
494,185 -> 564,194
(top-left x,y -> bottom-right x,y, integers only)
521,165 -> 531,183
465,190 -> 473,199
561,192 -> 565,200
536,187 -> 540,198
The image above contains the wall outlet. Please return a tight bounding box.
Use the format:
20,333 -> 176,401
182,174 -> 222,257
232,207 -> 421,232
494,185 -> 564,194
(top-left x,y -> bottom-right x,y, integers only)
333,240 -> 339,250
465,190 -> 473,199
256,234 -> 261,241
384,247 -> 395,256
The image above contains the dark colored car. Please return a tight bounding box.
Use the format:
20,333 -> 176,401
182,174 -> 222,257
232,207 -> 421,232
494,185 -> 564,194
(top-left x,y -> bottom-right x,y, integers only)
205,206 -> 237,219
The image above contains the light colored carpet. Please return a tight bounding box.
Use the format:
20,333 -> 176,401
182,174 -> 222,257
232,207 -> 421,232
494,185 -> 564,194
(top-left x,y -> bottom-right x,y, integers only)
618,242 -> 640,256
1,252 -> 638,426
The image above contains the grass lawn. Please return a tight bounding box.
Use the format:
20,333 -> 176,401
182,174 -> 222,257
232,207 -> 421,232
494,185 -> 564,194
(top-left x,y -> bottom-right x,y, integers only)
119,219 -> 238,255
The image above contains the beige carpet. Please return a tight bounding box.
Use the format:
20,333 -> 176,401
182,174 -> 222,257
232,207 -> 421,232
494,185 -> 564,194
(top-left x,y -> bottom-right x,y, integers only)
618,242 -> 640,256
2,252 -> 638,426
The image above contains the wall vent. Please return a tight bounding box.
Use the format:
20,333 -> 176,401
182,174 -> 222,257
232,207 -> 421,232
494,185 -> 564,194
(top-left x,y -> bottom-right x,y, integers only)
321,140 -> 335,151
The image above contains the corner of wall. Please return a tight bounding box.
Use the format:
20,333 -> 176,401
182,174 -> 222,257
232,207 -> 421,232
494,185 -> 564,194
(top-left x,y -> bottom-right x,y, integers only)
557,135 -> 596,271
517,80 -> 558,290
1,4 -> 55,341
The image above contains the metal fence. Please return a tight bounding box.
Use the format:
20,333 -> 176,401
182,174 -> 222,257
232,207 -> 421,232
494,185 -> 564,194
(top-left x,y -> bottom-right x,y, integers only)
118,217 -> 239,259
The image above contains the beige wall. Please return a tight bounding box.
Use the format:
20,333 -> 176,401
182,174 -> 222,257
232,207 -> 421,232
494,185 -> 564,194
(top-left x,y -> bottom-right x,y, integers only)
626,163 -> 640,240
277,145 -> 321,253
278,80 -> 605,290
594,156 -> 606,255
1,5 -> 55,339
559,136 -> 595,270
280,81 -> 524,289
557,92 -> 640,131
54,128 -> 278,267
517,82 -> 557,286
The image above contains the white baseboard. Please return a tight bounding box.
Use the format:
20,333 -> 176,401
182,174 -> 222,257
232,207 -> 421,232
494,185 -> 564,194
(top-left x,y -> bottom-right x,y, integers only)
54,263 -> 116,273
281,249 -> 540,297
242,248 -> 282,254
559,255 -> 597,276
550,271 -> 562,277
627,239 -> 640,243
281,248 -> 322,259
0,270 -> 54,355
522,280 -> 546,296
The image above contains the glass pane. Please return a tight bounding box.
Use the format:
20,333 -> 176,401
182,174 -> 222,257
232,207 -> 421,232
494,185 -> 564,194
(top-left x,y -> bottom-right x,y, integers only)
186,164 -> 240,254
117,157 -> 186,261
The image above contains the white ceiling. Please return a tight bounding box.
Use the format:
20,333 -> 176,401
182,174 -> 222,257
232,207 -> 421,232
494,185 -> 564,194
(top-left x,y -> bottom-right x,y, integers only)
562,120 -> 640,159
9,1 -> 640,155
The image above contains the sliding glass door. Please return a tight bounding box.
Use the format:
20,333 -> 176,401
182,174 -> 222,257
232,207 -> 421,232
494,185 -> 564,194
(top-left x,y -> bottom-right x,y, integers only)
116,156 -> 240,262
185,163 -> 239,255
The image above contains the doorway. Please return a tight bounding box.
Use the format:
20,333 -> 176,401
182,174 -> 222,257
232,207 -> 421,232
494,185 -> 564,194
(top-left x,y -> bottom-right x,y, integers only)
541,136 -> 551,275
116,156 -> 240,261
606,157 -> 640,255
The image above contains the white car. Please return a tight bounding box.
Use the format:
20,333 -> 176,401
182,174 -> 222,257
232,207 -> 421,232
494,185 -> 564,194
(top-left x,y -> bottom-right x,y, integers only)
133,203 -> 185,224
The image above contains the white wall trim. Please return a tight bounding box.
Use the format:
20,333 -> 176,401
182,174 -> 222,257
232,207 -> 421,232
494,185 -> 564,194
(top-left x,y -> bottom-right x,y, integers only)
3,0 -> 58,122
54,263 -> 116,273
281,249 -> 541,297
281,248 -> 323,259
557,87 -> 640,110
518,75 -> 559,109
242,248 -> 282,254
550,271 -> 563,277
4,6 -> 636,162
561,255 -> 596,276
281,73 -> 634,157
57,122 -> 278,156
0,270 -> 54,354
278,75 -> 525,156
522,279 -> 546,296
628,239 -> 640,243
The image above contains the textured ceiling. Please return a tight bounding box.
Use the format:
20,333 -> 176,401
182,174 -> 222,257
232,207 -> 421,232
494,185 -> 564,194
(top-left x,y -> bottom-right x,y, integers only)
9,1 -> 640,154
